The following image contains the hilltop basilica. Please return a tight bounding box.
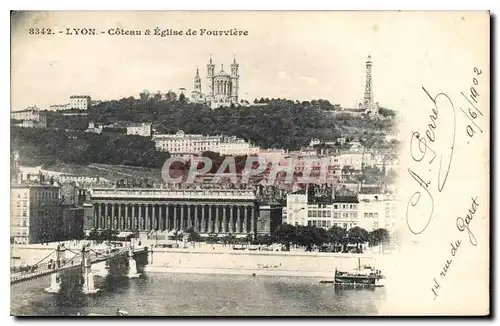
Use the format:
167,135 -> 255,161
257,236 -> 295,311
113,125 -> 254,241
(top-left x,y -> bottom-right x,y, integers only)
191,55 -> 240,109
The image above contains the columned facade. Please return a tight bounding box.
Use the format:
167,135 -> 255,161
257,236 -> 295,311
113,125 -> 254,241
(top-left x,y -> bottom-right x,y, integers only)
91,200 -> 258,235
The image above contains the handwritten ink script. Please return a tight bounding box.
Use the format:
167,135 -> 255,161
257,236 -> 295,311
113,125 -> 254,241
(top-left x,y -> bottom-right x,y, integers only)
457,196 -> 479,246
406,87 -> 456,235
403,66 -> 484,301
406,67 -> 484,236
431,196 -> 479,300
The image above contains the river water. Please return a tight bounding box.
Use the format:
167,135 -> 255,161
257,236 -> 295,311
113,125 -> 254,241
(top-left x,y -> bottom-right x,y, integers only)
11,266 -> 385,316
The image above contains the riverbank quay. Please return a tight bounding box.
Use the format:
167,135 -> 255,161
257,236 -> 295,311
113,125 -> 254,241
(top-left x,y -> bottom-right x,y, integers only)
144,246 -> 389,278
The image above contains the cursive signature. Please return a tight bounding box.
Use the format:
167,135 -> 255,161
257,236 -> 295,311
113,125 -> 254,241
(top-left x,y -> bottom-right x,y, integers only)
406,87 -> 456,235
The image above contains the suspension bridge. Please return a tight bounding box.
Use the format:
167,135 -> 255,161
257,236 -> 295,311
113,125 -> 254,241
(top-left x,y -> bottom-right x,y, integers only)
11,243 -> 147,294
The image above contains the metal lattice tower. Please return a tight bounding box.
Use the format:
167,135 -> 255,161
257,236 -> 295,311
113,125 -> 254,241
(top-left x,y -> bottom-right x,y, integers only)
363,55 -> 374,109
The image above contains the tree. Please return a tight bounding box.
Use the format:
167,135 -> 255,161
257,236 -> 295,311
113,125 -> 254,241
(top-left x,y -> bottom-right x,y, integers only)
100,229 -> 119,241
139,90 -> 150,101
272,223 -> 296,250
327,226 -> 347,252
347,226 -> 369,252
223,233 -> 235,245
295,225 -> 329,251
207,233 -> 218,244
153,91 -> 162,101
368,228 -> 389,247
14,95 -> 397,169
165,90 -> 177,102
188,230 -> 201,247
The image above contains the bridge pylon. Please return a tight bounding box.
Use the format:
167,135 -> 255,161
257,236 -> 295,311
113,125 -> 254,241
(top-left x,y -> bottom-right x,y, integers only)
81,244 -> 99,294
44,244 -> 66,293
127,246 -> 140,278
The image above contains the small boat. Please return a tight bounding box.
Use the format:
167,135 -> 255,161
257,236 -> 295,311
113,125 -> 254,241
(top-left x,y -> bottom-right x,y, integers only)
334,266 -> 385,287
320,258 -> 385,287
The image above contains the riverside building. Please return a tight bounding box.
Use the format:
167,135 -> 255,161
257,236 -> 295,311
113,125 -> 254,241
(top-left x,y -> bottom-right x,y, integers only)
10,184 -> 61,244
88,187 -> 261,238
283,186 -> 399,232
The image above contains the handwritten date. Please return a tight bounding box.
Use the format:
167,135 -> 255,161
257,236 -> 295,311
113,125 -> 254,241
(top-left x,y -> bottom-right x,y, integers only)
460,68 -> 483,139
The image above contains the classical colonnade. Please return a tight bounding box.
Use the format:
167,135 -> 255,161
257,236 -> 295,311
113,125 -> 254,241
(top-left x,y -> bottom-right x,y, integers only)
215,79 -> 232,95
93,202 -> 256,234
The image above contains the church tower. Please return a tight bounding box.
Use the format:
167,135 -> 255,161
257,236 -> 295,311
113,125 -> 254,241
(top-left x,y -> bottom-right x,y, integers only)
230,55 -> 239,103
206,54 -> 215,101
191,67 -> 203,103
194,67 -> 201,93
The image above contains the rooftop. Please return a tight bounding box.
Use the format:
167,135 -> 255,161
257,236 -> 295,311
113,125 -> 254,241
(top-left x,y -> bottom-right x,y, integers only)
11,183 -> 59,189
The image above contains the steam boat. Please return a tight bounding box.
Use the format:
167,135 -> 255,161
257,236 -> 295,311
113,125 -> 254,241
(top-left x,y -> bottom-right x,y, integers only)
333,265 -> 385,287
319,258 -> 385,287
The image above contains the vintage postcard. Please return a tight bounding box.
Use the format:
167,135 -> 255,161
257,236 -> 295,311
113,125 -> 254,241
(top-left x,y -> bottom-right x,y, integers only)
9,11 -> 490,316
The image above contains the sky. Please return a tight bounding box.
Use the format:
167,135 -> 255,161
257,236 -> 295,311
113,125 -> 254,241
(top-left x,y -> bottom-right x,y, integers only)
11,11 -> 488,111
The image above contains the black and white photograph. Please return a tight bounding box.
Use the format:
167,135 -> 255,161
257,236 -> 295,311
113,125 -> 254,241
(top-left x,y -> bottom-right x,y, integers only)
9,11 -> 490,316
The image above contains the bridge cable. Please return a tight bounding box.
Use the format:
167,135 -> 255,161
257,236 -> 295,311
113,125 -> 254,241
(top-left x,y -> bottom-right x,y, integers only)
31,249 -> 57,267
